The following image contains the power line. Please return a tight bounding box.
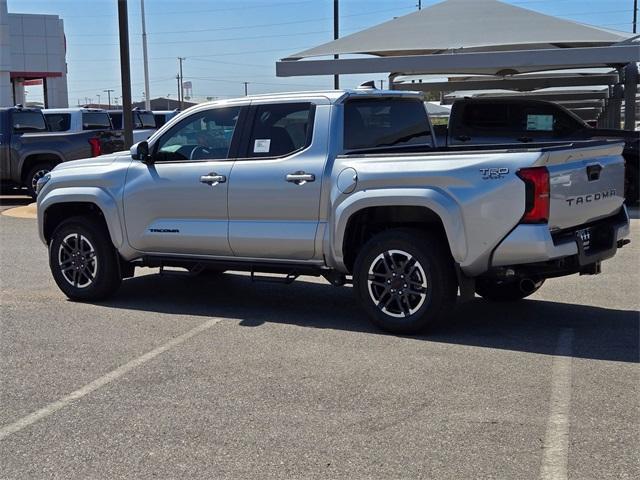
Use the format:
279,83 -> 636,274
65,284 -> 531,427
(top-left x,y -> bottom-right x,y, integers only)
65,5 -> 416,36
73,29 -> 335,47
61,0 -> 317,18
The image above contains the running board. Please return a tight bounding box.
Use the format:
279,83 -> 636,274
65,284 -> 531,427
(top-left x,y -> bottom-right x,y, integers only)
250,270 -> 299,284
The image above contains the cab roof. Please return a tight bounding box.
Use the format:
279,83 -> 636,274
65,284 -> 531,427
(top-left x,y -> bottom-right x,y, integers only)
200,88 -> 423,108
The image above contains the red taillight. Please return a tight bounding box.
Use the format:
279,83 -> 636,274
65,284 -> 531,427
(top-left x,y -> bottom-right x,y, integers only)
517,167 -> 549,223
89,137 -> 101,157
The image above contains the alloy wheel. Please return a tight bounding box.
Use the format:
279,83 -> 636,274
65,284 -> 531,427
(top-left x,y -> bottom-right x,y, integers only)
30,168 -> 50,195
57,233 -> 99,288
366,249 -> 428,318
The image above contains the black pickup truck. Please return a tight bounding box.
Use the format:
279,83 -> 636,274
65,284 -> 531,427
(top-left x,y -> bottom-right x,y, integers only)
433,98 -> 639,203
0,106 -> 124,198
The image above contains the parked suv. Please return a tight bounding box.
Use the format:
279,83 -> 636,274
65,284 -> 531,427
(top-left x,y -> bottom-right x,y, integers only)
37,89 -> 630,334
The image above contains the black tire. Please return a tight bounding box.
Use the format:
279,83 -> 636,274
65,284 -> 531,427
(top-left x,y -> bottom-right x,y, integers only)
624,162 -> 639,205
353,229 -> 457,335
475,278 -> 544,302
49,216 -> 122,301
25,162 -> 53,199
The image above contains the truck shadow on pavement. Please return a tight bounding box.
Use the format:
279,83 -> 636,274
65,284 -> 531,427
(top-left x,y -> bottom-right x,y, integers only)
99,271 -> 639,364
0,193 -> 31,207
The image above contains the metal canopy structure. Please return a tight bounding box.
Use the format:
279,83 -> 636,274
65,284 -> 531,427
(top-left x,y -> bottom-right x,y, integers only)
276,0 -> 640,129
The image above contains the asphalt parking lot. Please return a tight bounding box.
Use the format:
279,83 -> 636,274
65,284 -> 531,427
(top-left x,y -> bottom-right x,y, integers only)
0,192 -> 638,480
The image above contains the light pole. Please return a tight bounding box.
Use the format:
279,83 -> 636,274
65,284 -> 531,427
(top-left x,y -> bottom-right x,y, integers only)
176,74 -> 181,107
141,0 -> 151,110
97,93 -> 101,106
177,57 -> 185,109
243,82 -> 249,96
333,0 -> 339,89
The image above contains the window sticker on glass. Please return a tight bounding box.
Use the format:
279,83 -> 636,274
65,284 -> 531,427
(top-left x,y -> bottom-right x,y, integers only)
254,139 -> 271,153
526,114 -> 554,131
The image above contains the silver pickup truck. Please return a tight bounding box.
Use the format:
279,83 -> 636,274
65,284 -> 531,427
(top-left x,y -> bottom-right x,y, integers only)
36,88 -> 630,334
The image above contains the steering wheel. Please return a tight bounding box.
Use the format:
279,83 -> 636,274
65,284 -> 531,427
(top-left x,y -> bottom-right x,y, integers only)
189,145 -> 210,160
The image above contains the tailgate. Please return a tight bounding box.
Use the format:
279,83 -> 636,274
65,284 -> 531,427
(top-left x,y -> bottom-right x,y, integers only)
536,142 -> 625,230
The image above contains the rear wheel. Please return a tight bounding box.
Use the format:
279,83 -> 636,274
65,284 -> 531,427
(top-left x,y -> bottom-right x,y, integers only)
353,229 -> 457,335
25,162 -> 53,199
475,277 -> 544,302
49,216 -> 122,301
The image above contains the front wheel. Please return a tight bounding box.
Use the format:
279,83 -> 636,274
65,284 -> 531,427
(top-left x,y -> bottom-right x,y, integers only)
353,229 -> 457,335
49,216 -> 122,301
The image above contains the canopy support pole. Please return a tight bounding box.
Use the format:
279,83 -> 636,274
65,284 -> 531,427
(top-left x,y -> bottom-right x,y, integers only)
623,62 -> 638,130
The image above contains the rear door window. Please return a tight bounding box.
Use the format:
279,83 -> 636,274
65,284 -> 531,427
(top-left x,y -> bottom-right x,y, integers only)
136,112 -> 157,129
12,111 -> 48,132
344,98 -> 431,151
44,113 -> 71,132
82,112 -> 112,130
245,103 -> 314,158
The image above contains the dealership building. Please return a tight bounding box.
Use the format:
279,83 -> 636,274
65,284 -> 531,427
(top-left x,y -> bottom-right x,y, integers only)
0,0 -> 68,107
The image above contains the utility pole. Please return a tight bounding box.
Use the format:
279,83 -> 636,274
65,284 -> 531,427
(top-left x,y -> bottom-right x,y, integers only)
333,0 -> 339,89
97,93 -> 101,106
243,82 -> 249,96
177,57 -> 185,110
140,0 -> 151,110
103,89 -> 114,109
634,0 -> 638,33
117,0 -> 134,148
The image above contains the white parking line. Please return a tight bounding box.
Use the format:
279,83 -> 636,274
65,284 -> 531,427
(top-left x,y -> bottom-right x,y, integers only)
540,328 -> 574,480
0,318 -> 222,441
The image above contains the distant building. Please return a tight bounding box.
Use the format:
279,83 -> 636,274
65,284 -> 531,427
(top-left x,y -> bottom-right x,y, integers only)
0,0 -> 68,107
132,97 -> 197,110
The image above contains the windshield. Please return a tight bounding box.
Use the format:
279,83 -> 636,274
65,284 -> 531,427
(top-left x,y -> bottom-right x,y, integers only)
12,111 -> 48,132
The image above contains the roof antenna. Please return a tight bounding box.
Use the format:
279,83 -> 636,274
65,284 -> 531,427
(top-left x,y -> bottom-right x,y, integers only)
357,81 -> 377,90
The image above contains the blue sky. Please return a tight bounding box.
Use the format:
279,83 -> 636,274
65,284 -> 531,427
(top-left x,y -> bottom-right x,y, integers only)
8,0 -> 637,105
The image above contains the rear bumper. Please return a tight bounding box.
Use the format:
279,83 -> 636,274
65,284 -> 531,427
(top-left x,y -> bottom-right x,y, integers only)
491,207 -> 630,268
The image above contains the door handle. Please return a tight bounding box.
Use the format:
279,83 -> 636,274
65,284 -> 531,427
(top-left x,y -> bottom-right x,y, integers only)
200,173 -> 226,186
517,136 -> 533,143
286,171 -> 315,185
455,135 -> 470,142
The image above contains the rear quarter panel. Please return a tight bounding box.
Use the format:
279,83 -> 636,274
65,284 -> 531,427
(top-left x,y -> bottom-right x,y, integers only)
329,150 -> 546,276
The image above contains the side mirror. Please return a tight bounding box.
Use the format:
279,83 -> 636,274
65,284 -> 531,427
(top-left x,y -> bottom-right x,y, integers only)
130,141 -> 152,163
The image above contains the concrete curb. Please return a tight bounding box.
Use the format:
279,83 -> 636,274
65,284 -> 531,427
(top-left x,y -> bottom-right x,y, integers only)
1,203 -> 37,219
